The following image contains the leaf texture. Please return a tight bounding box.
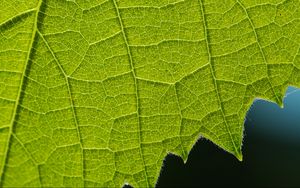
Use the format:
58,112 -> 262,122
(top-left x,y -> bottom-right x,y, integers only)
0,0 -> 299,187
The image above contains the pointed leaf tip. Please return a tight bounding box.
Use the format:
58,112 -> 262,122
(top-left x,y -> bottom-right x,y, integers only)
235,150 -> 243,162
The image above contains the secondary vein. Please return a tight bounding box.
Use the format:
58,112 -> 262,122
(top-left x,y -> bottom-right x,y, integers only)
237,0 -> 281,105
0,0 -> 43,185
0,8 -> 36,28
37,29 -> 85,181
111,0 -> 150,186
198,0 -> 242,159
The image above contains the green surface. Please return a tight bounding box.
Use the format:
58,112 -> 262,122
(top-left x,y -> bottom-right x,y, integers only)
0,0 -> 299,187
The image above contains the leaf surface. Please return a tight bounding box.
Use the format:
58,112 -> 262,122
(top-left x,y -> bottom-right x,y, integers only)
0,0 -> 299,187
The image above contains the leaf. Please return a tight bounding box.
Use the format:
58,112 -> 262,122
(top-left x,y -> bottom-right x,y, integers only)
0,0 -> 299,187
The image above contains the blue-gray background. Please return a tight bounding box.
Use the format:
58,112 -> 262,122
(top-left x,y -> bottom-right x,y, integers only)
156,87 -> 300,187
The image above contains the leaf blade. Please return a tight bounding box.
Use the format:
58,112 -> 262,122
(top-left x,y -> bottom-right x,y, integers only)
0,0 -> 299,187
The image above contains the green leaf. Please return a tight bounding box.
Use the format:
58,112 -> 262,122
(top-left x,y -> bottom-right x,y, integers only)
0,0 -> 299,187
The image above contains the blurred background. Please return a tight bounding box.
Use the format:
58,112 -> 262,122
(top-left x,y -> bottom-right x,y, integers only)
156,87 -> 300,187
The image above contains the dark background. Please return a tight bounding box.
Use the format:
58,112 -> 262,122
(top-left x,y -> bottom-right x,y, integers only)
156,87 -> 300,187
